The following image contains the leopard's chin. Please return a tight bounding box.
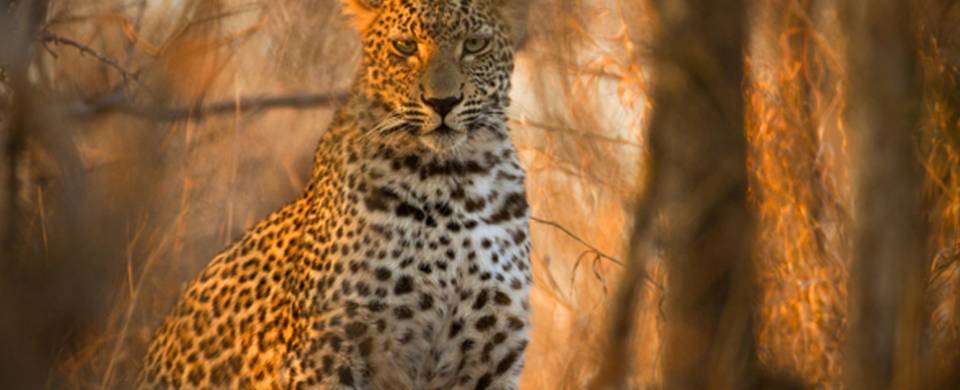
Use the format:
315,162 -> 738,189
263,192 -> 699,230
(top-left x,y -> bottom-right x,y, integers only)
420,124 -> 467,153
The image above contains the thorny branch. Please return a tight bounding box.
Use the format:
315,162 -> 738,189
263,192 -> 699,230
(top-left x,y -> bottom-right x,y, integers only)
530,216 -> 663,290
40,31 -> 139,84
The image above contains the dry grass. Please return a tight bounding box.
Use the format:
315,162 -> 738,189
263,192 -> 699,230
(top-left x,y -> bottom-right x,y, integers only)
918,0 -> 960,380
1,0 -> 959,388
746,1 -> 849,386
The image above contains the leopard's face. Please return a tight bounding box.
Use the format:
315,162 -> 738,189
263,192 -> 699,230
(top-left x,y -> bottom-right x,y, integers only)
343,0 -> 525,151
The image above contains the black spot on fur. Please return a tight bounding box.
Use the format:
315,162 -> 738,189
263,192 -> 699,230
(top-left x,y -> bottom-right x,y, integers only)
338,366 -> 354,386
476,315 -> 497,331
396,202 -> 426,221
394,305 -> 414,319
497,350 -> 520,375
475,374 -> 492,390
375,267 -> 392,281
345,322 -> 368,339
419,293 -> 434,310
394,275 -> 414,295
450,320 -> 464,338
493,290 -> 512,306
473,289 -> 489,310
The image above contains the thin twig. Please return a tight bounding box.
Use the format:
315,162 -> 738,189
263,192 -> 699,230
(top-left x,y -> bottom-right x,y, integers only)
40,31 -> 139,83
511,117 -> 644,148
531,216 -> 623,265
72,91 -> 350,122
530,216 -> 663,290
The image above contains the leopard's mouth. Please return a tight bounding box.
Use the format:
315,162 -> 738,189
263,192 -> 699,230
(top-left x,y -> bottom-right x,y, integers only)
420,123 -> 468,152
424,119 -> 468,134
432,123 -> 456,135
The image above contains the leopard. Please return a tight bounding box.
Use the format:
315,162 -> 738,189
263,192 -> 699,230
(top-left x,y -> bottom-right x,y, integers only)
139,0 -> 532,389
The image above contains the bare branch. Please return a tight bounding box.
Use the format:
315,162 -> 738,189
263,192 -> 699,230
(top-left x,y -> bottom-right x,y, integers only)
70,91 -> 350,122
530,216 -> 622,265
40,31 -> 138,83
511,118 -> 644,148
530,216 -> 663,290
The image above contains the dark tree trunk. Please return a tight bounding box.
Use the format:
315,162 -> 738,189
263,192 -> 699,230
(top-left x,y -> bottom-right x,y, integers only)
842,1 -> 928,389
644,0 -> 764,388
0,2 -> 105,389
590,1 -> 785,388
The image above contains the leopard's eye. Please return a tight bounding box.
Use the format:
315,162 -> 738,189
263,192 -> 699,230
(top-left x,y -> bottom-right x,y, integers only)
463,37 -> 490,55
391,39 -> 418,56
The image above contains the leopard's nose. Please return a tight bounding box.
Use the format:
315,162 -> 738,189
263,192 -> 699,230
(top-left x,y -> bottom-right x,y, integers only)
421,94 -> 463,118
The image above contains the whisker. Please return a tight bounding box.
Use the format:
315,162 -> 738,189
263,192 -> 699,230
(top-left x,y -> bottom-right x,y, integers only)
460,108 -> 485,116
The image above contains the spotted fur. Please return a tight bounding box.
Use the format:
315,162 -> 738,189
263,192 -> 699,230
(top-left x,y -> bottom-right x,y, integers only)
140,1 -> 531,389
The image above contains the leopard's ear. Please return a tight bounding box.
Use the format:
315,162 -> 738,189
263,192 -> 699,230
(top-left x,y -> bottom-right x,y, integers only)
494,0 -> 530,50
339,0 -> 384,31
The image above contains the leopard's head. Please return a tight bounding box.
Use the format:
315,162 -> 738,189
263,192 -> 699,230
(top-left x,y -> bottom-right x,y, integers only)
340,0 -> 527,152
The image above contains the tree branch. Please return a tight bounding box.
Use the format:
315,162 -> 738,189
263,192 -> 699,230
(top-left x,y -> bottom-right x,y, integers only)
530,216 -> 662,290
40,31 -> 139,83
70,91 -> 350,122
511,118 -> 644,148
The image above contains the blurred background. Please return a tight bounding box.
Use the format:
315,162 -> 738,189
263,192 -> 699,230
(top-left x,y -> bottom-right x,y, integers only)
0,0 -> 958,388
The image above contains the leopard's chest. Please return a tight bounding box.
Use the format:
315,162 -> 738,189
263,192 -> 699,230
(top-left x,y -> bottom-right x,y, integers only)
333,202 -> 529,386
297,158 -> 530,386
